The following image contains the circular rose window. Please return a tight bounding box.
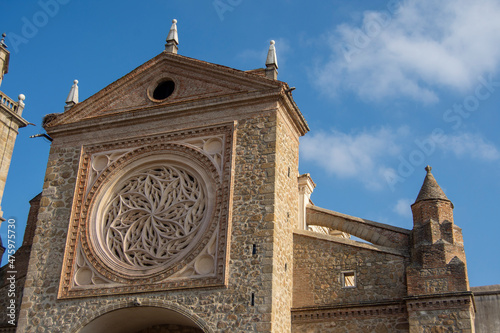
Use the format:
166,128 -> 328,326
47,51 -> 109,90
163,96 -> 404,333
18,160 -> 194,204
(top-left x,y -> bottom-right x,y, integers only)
90,154 -> 215,277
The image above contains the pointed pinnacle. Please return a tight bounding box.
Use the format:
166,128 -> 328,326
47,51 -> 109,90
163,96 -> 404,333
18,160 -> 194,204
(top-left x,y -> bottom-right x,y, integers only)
165,19 -> 179,53
64,79 -> 79,111
415,166 -> 450,204
265,40 -> 278,69
166,19 -> 178,44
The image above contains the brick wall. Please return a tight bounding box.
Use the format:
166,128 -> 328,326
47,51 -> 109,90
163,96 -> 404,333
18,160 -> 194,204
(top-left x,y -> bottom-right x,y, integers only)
292,313 -> 409,333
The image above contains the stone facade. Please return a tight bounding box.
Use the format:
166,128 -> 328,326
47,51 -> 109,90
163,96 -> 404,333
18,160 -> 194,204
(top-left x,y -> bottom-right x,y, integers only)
0,38 -> 486,333
10,50 -> 308,333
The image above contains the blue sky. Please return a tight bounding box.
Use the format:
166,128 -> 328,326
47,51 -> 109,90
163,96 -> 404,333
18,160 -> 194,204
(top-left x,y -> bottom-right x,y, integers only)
1,0 -> 499,287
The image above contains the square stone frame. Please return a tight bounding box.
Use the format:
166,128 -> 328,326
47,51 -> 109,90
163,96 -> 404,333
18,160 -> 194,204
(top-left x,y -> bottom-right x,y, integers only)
58,122 -> 237,299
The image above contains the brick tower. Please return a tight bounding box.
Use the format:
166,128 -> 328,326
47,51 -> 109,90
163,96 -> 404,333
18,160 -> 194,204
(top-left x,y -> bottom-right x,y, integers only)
406,166 -> 475,332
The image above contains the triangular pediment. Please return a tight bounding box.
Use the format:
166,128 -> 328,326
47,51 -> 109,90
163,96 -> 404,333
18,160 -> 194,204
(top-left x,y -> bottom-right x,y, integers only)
46,51 -> 283,128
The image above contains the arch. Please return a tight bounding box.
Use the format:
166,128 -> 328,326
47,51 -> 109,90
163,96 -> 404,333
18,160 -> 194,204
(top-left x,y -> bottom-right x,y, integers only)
72,299 -> 213,333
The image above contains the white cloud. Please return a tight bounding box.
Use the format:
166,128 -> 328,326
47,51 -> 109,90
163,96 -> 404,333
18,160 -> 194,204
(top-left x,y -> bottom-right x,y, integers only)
436,132 -> 500,161
393,198 -> 413,218
317,0 -> 500,103
300,127 -> 407,190
301,127 -> 499,191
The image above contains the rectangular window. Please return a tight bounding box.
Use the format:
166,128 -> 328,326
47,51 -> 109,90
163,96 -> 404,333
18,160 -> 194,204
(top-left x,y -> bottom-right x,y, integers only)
341,271 -> 356,288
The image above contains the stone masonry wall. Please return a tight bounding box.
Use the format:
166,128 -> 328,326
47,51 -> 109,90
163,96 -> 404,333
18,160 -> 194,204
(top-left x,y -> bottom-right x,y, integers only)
407,303 -> 475,333
293,232 -> 409,308
270,109 -> 300,332
0,109 -> 22,209
0,194 -> 40,326
292,314 -> 409,333
17,109 -> 287,333
0,276 -> 25,327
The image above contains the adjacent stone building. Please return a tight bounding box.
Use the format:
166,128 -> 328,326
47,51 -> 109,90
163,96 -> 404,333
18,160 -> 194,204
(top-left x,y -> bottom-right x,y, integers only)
0,21 -> 497,332
0,33 -> 28,263
0,33 -> 28,223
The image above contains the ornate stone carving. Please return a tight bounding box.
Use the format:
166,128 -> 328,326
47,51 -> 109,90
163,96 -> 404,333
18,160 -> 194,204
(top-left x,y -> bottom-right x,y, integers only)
100,164 -> 209,272
73,238 -> 113,287
171,231 -> 218,279
58,123 -> 235,299
183,136 -> 224,174
88,149 -> 132,195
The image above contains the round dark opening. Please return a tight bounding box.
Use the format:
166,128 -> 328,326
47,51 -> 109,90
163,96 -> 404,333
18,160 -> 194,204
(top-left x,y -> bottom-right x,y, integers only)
152,80 -> 175,100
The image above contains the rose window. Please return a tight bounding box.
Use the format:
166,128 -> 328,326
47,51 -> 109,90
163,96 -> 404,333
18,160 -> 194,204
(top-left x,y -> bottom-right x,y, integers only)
92,159 -> 214,276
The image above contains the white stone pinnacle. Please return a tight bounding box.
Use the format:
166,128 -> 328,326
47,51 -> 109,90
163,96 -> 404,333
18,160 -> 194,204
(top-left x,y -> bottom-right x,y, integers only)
167,19 -> 179,44
266,40 -> 278,69
65,79 -> 79,111
165,19 -> 179,54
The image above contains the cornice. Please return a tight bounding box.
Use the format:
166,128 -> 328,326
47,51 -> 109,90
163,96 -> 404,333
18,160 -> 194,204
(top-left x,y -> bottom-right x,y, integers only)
45,88 -> 282,138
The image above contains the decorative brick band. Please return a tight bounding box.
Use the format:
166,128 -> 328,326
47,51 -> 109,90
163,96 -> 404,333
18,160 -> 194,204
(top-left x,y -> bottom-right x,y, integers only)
405,292 -> 474,311
292,301 -> 407,323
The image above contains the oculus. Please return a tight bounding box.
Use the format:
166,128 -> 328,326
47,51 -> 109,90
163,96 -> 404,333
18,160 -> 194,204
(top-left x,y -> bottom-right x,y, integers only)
151,80 -> 175,101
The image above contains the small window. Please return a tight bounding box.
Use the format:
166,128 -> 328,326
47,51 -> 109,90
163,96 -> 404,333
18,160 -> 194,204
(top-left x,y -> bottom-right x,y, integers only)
341,271 -> 356,288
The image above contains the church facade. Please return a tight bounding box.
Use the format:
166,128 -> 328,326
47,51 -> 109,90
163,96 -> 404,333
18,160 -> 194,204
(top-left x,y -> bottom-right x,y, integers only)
0,21 -> 484,332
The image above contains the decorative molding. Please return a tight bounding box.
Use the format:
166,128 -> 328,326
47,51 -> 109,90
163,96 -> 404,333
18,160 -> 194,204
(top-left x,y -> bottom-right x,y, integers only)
70,299 -> 216,333
405,293 -> 473,311
58,122 -> 236,299
72,237 -> 115,288
292,301 -> 407,323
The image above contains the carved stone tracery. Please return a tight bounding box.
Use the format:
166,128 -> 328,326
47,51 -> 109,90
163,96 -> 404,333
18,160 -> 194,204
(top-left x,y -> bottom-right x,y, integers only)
102,165 -> 208,271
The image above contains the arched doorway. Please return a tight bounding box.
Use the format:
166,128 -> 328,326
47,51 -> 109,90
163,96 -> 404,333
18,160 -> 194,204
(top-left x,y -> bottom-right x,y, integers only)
78,306 -> 205,333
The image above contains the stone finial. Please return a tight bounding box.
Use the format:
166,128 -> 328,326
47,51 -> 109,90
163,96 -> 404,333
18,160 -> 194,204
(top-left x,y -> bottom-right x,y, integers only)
64,79 -> 79,112
0,33 -> 7,48
266,40 -> 278,68
298,173 -> 316,230
18,94 -> 26,110
165,19 -> 179,54
265,40 -> 278,80
414,166 -> 450,204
